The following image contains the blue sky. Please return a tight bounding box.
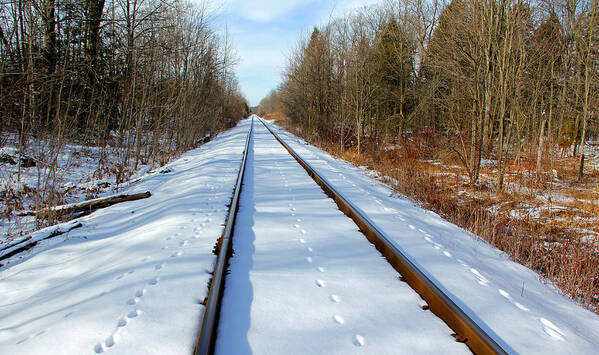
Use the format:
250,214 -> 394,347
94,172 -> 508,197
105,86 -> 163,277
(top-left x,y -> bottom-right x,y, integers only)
212,0 -> 384,106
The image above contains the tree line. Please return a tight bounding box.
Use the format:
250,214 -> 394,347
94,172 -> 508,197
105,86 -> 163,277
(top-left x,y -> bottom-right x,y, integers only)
264,0 -> 597,186
1,0 -> 248,182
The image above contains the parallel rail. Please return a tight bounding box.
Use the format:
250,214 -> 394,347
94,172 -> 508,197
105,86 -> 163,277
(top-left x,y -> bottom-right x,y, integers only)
194,118 -> 253,355
258,118 -> 510,355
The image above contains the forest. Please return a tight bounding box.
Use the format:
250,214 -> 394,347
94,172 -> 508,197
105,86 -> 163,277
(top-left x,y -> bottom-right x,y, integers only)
0,0 -> 248,214
260,0 -> 599,310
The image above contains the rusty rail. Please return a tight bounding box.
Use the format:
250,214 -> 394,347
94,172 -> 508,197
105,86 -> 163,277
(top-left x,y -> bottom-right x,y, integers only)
258,118 -> 510,355
194,118 -> 253,355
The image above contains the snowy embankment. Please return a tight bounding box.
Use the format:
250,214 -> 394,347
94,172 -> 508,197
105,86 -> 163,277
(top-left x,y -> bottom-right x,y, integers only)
216,119 -> 468,354
0,120 -> 250,354
1,116 -> 599,354
267,120 -> 599,354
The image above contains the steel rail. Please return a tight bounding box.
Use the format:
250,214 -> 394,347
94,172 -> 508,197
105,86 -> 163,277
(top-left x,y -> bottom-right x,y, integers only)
258,118 -> 510,355
194,118 -> 253,355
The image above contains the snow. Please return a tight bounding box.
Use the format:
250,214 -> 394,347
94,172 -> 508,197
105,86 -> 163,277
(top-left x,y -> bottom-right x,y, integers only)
0,219 -> 82,262
265,119 -> 599,354
0,131 -> 179,240
216,119 -> 468,354
1,116 -> 599,354
0,120 -> 250,354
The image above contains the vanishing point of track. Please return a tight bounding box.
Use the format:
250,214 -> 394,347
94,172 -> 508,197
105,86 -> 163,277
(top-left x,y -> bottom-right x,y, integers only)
194,117 -> 508,355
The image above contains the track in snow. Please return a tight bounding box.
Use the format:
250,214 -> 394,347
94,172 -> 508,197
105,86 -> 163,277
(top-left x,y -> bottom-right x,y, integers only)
196,117 -> 499,354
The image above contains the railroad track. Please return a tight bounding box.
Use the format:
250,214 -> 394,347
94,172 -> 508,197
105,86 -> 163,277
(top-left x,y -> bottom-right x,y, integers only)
194,116 -> 508,355
193,117 -> 254,355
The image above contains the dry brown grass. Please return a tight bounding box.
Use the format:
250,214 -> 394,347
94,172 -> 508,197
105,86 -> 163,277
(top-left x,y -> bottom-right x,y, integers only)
262,111 -> 288,123
275,118 -> 599,312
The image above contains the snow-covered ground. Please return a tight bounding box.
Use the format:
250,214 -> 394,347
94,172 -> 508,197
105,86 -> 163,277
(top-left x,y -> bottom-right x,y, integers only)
216,119 -> 468,354
1,116 -> 599,354
0,120 -> 249,354
0,133 -> 160,239
266,119 -> 599,354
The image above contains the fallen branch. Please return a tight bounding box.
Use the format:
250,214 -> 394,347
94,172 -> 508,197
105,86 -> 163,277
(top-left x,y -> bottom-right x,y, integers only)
0,220 -> 83,263
18,191 -> 151,218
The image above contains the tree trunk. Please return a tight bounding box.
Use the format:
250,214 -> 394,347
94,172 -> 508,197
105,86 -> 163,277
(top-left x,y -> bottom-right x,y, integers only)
43,0 -> 57,74
578,3 -> 595,180
536,119 -> 546,180
85,0 -> 106,74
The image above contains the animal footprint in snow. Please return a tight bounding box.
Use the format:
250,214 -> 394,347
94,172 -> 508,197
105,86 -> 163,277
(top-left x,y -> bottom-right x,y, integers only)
353,335 -> 365,347
294,224 -> 300,228
469,268 -> 488,282
180,240 -> 188,247
148,277 -> 159,285
105,335 -> 117,348
317,267 -> 324,272
469,268 -> 489,286
306,257 -> 313,263
457,259 -> 469,268
127,298 -> 138,305
117,317 -> 128,327
171,251 -> 182,258
94,343 -> 106,353
333,315 -> 345,324
136,288 -> 146,297
315,279 -> 326,288
299,238 -> 306,244
540,318 -> 565,341
498,289 -> 530,312
307,247 -> 313,252
155,263 -> 165,270
127,309 -> 141,318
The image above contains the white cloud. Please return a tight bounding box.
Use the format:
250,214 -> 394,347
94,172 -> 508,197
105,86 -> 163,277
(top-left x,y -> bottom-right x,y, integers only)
210,0 -> 387,105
